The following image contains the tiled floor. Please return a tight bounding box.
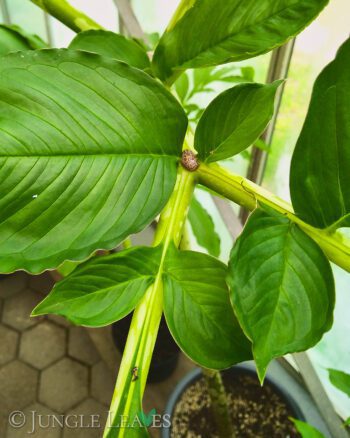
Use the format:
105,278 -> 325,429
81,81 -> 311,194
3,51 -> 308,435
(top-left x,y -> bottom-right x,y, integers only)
0,272 -> 116,438
0,271 -> 194,438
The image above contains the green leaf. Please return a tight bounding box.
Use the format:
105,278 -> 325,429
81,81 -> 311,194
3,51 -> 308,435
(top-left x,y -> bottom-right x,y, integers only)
188,195 -> 220,257
69,30 -> 150,70
174,72 -> 190,103
227,209 -> 335,382
290,37 -> 350,229
195,82 -> 281,162
153,0 -> 328,83
344,417 -> 350,427
290,418 -> 326,438
328,369 -> 350,397
163,244 -> 252,370
32,246 -> 162,327
0,24 -> 47,55
0,49 -> 187,273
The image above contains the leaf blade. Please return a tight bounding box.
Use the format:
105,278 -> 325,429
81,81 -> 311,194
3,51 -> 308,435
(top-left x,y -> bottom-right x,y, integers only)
69,30 -> 150,70
163,245 -> 252,369
328,368 -> 350,398
153,0 -> 328,82
290,37 -> 350,229
32,246 -> 162,327
228,209 -> 335,381
195,81 -> 281,162
0,49 -> 187,273
188,195 -> 220,257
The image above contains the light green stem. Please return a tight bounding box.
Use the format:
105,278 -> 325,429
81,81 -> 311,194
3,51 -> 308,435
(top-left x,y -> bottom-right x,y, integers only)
30,0 -> 102,32
104,166 -> 195,437
197,162 -> 350,272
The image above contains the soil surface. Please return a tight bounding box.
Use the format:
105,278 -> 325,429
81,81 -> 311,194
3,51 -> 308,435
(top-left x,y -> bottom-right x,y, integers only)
171,372 -> 299,437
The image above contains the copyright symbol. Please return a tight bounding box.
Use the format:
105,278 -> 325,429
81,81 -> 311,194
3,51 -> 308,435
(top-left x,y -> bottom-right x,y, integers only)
9,411 -> 26,428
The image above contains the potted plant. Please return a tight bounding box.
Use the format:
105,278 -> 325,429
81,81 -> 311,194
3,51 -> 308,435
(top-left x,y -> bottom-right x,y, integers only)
0,0 -> 348,437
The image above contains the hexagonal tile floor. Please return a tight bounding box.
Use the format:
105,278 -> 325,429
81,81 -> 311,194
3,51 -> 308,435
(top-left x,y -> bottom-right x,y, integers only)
0,272 -> 116,438
0,269 -> 195,438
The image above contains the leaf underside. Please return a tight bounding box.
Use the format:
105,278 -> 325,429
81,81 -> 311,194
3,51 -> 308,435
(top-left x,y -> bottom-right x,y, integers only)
194,81 -> 281,162
0,49 -> 187,273
69,29 -> 150,70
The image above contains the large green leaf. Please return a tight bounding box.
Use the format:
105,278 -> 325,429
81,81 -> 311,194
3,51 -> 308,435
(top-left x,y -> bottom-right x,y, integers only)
290,38 -> 350,229
32,246 -> 162,327
163,244 -> 252,370
227,209 -> 335,381
328,368 -> 350,397
188,195 -> 220,257
290,419 -> 325,438
0,49 -> 187,273
153,0 -> 328,83
195,82 -> 281,162
0,24 -> 47,55
69,30 -> 150,70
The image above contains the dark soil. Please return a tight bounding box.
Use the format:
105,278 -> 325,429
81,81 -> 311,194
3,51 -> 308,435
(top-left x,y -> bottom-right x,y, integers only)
171,372 -> 299,438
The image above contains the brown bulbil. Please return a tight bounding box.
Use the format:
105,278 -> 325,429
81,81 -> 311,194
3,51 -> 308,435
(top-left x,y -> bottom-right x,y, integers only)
181,150 -> 199,172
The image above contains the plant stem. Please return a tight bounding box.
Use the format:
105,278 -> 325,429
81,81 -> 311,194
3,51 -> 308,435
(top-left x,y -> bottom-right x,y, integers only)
202,368 -> 236,438
197,162 -> 350,272
30,0 -> 102,32
104,166 -> 195,437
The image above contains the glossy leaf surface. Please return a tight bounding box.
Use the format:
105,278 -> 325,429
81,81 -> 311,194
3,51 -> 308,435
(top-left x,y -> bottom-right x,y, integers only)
228,209 -> 335,381
290,38 -> 350,229
153,0 -> 328,82
0,49 -> 187,273
163,245 -> 252,369
32,246 -> 162,327
195,82 -> 281,162
69,30 -> 150,70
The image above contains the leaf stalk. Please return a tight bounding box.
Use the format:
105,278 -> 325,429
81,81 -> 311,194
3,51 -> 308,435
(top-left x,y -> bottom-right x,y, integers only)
197,162 -> 350,272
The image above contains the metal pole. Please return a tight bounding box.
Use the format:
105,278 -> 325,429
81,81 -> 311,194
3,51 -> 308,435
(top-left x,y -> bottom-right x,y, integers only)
239,39 -> 295,223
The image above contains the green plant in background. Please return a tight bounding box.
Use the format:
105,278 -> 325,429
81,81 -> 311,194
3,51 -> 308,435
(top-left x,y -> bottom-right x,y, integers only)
290,369 -> 350,437
0,0 -> 349,437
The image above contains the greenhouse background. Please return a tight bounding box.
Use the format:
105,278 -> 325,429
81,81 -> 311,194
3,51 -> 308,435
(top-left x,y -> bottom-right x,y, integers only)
1,0 -> 349,432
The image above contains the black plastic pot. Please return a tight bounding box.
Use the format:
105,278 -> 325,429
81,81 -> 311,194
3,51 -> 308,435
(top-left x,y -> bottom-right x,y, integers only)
162,364 -> 306,438
112,313 -> 180,384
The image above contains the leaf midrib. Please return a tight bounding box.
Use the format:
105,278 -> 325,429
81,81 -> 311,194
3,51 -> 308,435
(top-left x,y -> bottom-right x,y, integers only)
0,153 -> 178,158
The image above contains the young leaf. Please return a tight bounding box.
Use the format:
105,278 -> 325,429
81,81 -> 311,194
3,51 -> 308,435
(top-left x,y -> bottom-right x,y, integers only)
69,30 -> 150,70
188,195 -> 220,257
163,245 -> 252,370
153,0 -> 328,83
0,24 -> 47,55
328,369 -> 350,397
290,37 -> 350,229
0,49 -> 187,273
290,418 -> 326,438
32,246 -> 162,327
227,209 -> 335,382
195,82 -> 281,162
